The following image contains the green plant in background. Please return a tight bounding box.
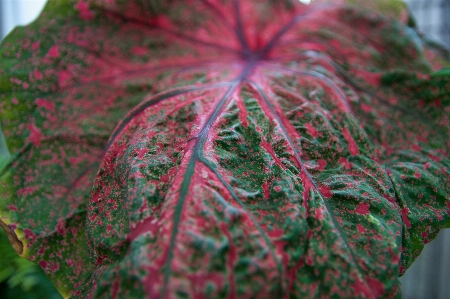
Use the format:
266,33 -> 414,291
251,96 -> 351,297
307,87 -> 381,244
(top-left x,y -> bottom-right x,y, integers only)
0,228 -> 62,299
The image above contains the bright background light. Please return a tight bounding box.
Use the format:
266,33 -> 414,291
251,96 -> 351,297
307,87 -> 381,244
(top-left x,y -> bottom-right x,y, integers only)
1,0 -> 47,38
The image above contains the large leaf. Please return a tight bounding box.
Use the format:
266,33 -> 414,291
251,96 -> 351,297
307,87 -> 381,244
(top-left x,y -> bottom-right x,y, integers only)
0,0 -> 449,298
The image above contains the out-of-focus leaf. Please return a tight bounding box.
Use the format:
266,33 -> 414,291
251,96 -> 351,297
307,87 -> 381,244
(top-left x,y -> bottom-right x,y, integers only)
0,226 -> 62,299
0,0 -> 448,298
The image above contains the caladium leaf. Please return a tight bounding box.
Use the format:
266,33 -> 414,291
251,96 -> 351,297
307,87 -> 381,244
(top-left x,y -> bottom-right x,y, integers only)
0,0 -> 449,298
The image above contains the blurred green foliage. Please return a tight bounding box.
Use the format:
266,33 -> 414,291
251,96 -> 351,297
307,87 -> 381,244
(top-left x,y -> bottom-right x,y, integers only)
0,228 -> 63,299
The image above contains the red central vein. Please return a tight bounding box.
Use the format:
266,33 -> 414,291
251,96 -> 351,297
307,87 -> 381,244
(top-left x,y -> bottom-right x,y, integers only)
160,75 -> 244,298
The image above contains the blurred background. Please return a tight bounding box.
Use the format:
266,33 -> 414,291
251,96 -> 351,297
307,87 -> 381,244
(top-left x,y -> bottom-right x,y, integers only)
0,0 -> 449,298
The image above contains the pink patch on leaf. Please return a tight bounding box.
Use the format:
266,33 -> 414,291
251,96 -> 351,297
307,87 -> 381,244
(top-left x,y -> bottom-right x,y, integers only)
318,184 -> 332,198
35,98 -> 55,112
262,181 -> 270,199
47,45 -> 59,58
342,127 -> 360,156
357,224 -> 366,233
75,1 -> 95,20
39,260 -> 48,269
136,148 -> 147,159
26,123 -> 43,146
33,69 -> 43,80
402,208 -> 412,228
8,204 -> 18,211
352,278 -> 372,298
360,103 -> 372,113
338,157 -> 352,169
58,70 -> 71,87
131,46 -> 148,56
317,159 -> 326,170
355,202 -> 370,215
305,122 -> 318,138
366,277 -> 384,298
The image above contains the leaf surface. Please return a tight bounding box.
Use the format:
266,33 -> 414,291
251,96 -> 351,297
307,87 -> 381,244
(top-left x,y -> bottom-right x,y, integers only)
0,0 -> 449,298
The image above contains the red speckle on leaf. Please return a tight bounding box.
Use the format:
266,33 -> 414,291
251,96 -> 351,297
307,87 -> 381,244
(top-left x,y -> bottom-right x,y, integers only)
305,122 -> 318,138
411,143 -> 422,152
354,69 -> 381,86
58,70 -> 71,87
39,260 -> 48,269
434,99 -> 441,107
35,98 -> 55,112
317,159 -> 327,170
339,157 -> 352,169
150,15 -> 172,28
96,255 -> 106,266
355,202 -> 370,215
131,46 -> 148,56
342,127 -> 359,156
11,98 -> 19,105
360,103 -> 372,113
352,277 -> 373,298
428,153 -> 442,162
366,277 -> 384,298
26,123 -> 43,146
414,172 -> 421,179
319,184 -> 332,198
47,45 -> 59,58
315,208 -> 324,220
160,167 -> 177,184
402,208 -> 412,228
66,259 -> 75,267
262,181 -> 270,199
8,204 -> 18,211
136,148 -> 147,159
75,0 -> 95,20
56,219 -> 66,235
33,69 -> 43,80
31,42 -> 39,50
382,194 -> 395,204
357,224 -> 366,233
